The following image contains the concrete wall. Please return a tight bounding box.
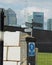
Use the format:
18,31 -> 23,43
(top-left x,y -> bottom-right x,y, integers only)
3,31 -> 21,65
3,31 -> 29,65
19,32 -> 29,65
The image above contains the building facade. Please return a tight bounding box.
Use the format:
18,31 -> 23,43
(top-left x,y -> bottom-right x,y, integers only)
47,19 -> 52,31
0,8 -> 17,26
33,12 -> 44,29
27,12 -> 44,30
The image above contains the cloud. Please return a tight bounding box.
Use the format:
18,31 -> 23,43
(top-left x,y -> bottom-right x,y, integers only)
0,0 -> 51,24
0,0 -> 17,4
17,7 -> 50,23
0,0 -> 25,4
5,6 -> 50,25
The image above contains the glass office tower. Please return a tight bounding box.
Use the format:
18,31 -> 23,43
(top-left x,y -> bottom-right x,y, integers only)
3,8 -> 17,26
27,12 -> 44,30
33,12 -> 44,30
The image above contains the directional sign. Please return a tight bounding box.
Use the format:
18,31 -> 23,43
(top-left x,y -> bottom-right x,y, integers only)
28,42 -> 35,56
24,28 -> 32,32
25,22 -> 32,28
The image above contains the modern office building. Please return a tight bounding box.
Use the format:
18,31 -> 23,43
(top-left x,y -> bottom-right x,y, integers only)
27,12 -> 44,30
4,10 -> 9,25
33,12 -> 44,29
0,8 -> 17,26
47,19 -> 52,31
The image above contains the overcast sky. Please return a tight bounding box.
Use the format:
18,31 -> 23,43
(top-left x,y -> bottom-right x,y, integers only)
0,0 -> 52,26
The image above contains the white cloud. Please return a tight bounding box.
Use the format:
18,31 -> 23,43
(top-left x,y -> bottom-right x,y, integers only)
13,7 -> 50,25
0,0 -> 52,26
0,0 -> 18,4
17,7 -> 50,23
10,6 -> 50,25
0,0 -> 25,4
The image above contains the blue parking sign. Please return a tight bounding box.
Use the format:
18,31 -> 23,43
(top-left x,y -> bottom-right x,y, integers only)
28,42 -> 35,56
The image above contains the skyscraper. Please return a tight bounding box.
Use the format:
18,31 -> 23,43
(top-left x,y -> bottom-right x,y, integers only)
27,12 -> 44,30
47,19 -> 52,31
1,8 -> 17,26
33,12 -> 44,29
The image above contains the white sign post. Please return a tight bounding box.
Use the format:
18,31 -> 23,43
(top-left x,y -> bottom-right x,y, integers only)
24,28 -> 32,32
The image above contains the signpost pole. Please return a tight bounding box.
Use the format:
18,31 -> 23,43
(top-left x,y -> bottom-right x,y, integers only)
26,37 -> 36,65
25,19 -> 38,65
31,19 -> 33,37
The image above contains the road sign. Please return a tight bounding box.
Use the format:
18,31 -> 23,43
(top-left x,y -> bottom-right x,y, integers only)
28,42 -> 35,56
25,22 -> 32,28
24,28 -> 32,32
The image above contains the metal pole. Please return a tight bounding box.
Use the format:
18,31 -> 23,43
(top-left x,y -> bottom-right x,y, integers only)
0,9 -> 5,65
31,28 -> 32,37
31,19 -> 33,37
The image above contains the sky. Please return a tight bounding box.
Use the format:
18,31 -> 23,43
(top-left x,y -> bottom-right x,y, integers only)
0,0 -> 52,26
